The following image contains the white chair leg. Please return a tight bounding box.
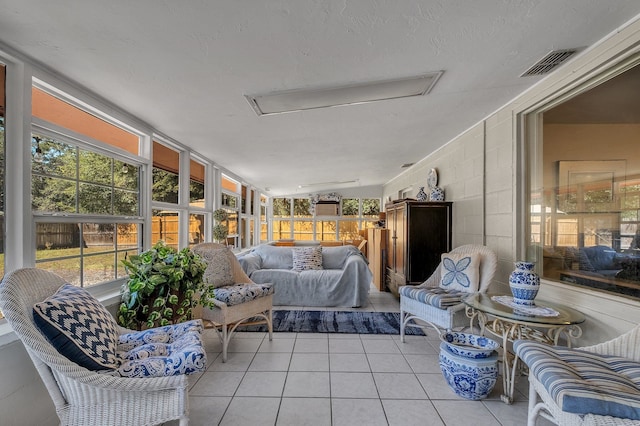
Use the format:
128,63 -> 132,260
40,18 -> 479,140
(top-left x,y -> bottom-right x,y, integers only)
527,377 -> 547,426
222,323 -> 229,363
400,309 -> 406,343
179,416 -> 189,426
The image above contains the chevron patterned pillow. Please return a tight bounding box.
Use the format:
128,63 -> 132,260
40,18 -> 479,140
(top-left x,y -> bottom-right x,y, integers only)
33,284 -> 119,371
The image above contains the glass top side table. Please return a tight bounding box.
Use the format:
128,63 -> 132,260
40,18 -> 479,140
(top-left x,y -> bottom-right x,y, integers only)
463,293 -> 586,404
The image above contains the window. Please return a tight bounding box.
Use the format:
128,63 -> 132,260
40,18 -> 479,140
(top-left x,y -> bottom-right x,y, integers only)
189,213 -> 205,247
273,198 -> 291,217
221,174 -> 240,248
152,141 -> 179,204
260,194 -> 268,242
526,63 -> 640,300
270,196 -> 381,242
32,134 -> 139,216
317,220 -> 337,241
293,198 -> 312,217
151,209 -> 179,249
342,199 -> 359,217
362,198 -> 381,219
31,85 -> 142,287
338,220 -> 360,240
30,97 -> 142,287
189,159 -> 205,207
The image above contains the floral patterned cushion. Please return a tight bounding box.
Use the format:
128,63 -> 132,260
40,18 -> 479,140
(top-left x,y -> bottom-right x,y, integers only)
213,283 -> 274,306
439,253 -> 481,292
198,247 -> 235,288
116,319 -> 207,378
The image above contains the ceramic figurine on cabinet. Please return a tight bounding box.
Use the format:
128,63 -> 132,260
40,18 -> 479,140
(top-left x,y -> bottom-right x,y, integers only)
427,168 -> 445,201
416,186 -> 428,201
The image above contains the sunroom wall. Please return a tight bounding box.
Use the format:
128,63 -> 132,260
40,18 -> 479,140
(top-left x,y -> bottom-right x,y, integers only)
383,16 -> 640,346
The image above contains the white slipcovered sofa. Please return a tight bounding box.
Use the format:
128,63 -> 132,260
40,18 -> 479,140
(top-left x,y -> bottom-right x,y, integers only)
239,244 -> 372,307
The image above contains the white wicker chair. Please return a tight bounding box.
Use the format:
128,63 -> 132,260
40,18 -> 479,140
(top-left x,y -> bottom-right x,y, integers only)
518,324 -> 640,426
0,268 -> 194,426
400,244 -> 497,341
192,243 -> 273,362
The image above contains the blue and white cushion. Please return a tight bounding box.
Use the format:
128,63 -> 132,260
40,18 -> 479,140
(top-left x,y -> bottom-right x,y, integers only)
213,283 -> 274,306
515,340 -> 640,420
292,246 -> 323,271
117,319 -> 207,378
399,285 -> 466,308
439,253 -> 481,292
33,283 -> 119,371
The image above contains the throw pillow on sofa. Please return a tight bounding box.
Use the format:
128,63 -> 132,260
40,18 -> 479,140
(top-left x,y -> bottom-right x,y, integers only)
292,246 -> 323,271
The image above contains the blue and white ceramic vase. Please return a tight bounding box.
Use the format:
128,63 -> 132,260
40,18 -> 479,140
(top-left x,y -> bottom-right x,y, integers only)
439,342 -> 499,400
416,186 -> 428,201
509,261 -> 540,306
430,186 -> 445,201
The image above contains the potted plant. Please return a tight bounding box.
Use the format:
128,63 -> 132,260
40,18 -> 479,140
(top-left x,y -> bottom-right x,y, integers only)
212,208 -> 229,244
118,241 -> 214,330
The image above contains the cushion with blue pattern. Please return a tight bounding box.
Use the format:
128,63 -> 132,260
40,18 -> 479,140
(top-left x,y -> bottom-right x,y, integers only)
292,246 -> 323,271
439,253 -> 481,292
33,283 -> 119,371
213,283 -> 274,306
399,285 -> 466,308
117,319 -> 207,378
515,340 -> 640,420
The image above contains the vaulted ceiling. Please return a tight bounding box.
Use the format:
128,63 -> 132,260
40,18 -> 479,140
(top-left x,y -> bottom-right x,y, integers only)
1,1 -> 640,195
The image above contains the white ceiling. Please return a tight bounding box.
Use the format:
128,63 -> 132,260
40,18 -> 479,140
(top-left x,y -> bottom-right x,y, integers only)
1,1 -> 640,195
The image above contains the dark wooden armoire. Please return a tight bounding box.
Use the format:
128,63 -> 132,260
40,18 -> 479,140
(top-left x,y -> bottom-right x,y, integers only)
385,200 -> 453,297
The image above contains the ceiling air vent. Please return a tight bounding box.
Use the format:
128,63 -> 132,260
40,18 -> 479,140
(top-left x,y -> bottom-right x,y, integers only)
521,49 -> 579,77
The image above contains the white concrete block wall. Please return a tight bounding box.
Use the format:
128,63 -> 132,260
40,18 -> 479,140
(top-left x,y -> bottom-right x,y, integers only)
383,124 -> 487,248
384,18 -> 640,344
483,111 -> 516,292
0,341 -> 56,425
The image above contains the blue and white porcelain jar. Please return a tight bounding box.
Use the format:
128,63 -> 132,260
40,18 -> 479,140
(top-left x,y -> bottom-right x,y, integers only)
416,186 -> 428,201
439,341 -> 499,400
509,261 -> 540,306
430,186 -> 445,201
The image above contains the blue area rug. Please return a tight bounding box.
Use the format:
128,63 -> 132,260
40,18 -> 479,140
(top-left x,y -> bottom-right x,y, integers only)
243,310 -> 425,335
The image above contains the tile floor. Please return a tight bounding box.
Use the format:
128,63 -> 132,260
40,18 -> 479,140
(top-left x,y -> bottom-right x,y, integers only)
173,288 -> 554,426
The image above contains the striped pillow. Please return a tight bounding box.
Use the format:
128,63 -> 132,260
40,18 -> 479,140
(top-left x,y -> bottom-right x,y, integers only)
292,246 -> 323,271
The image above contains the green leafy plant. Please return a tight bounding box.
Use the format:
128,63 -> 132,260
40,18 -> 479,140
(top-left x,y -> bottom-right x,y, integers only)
118,241 -> 214,330
213,208 -> 229,243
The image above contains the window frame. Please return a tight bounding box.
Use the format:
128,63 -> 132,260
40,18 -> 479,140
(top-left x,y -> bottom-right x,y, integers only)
521,54 -> 640,301
269,195 -> 382,242
31,122 -> 145,288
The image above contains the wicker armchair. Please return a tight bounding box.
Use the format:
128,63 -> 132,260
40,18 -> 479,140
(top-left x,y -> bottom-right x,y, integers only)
516,324 -> 640,426
0,268 -> 202,426
192,243 -> 273,362
400,244 -> 497,341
